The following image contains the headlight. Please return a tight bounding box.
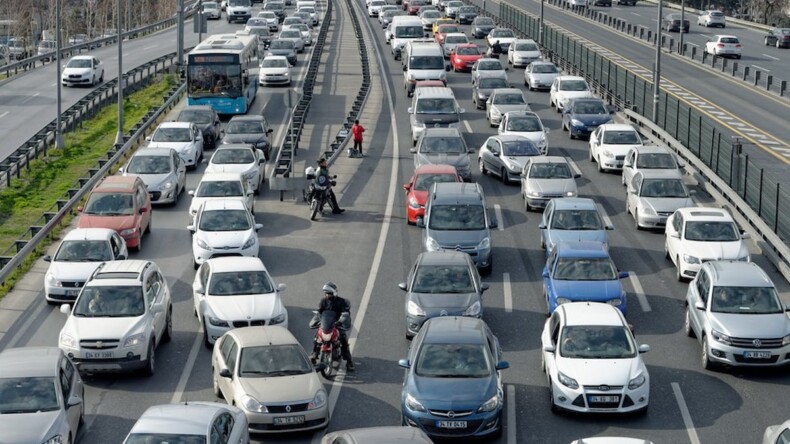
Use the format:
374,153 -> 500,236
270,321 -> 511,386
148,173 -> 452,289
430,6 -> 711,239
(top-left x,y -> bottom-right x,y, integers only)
242,235 -> 257,250
196,237 -> 210,249
240,394 -> 267,413
477,392 -> 501,412
683,254 -> 700,264
407,300 -> 426,316
123,332 -> 147,348
269,313 -> 286,325
46,273 -> 62,287
491,108 -> 501,117
408,73 -> 416,81
565,191 -> 577,197
120,228 -> 135,236
528,191 -> 542,198
782,334 -> 790,346
309,389 -> 327,409
413,121 -> 426,129
557,371 -> 579,389
628,374 -> 646,390
464,300 -> 481,316
477,237 -> 490,250
426,237 -> 441,251
570,119 -> 583,127
162,180 -> 173,190
184,145 -> 195,153
43,436 -> 64,444
602,150 -> 613,158
556,297 -> 571,305
408,196 -> 421,209
711,329 -> 731,345
640,206 -> 656,216
405,393 -> 426,412
60,333 -> 77,349
606,298 -> 622,306
209,316 -> 229,327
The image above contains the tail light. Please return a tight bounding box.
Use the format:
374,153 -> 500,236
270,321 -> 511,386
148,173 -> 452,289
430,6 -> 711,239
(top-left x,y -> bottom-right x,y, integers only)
735,44 -> 741,48
717,43 -> 725,48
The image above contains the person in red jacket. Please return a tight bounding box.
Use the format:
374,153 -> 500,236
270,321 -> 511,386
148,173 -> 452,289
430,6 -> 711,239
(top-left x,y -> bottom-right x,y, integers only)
351,120 -> 365,158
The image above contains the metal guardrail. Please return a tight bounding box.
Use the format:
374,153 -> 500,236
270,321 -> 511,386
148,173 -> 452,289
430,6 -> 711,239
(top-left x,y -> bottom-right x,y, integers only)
0,65 -> 187,287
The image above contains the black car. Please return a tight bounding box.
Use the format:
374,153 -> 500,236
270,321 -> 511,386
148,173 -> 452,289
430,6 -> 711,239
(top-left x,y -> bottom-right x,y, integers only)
764,28 -> 790,48
592,0 -> 611,5
472,76 -> 509,110
471,16 -> 496,38
222,115 -> 274,160
456,6 -> 478,24
263,1 -> 286,22
176,106 -> 222,149
662,14 -> 689,33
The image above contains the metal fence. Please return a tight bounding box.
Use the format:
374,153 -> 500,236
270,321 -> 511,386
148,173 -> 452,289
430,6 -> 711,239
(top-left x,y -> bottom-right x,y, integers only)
496,2 -> 790,244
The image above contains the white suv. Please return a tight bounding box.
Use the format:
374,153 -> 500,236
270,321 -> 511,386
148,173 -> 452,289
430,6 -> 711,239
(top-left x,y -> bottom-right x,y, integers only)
58,260 -> 173,376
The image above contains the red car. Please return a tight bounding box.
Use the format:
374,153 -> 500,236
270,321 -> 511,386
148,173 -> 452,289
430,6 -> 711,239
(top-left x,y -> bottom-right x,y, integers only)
403,164 -> 462,224
449,43 -> 483,72
77,175 -> 152,251
434,24 -> 461,45
407,0 -> 428,15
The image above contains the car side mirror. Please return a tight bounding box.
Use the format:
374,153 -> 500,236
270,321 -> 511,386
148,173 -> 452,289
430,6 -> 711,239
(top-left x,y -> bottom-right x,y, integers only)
314,362 -> 327,372
407,107 -> 413,114
193,282 -> 205,294
267,128 -> 274,134
574,173 -> 581,179
277,283 -> 286,292
402,64 -> 407,71
695,300 -> 705,310
66,395 -> 83,408
410,148 -> 417,154
542,344 -> 555,353
618,271 -> 629,279
538,222 -> 546,229
139,207 -> 148,213
219,368 -> 233,378
247,190 -> 254,196
785,303 -> 790,312
416,217 -> 425,228
259,158 -> 265,165
398,282 -> 408,291
493,151 -> 500,157
740,232 -> 751,239
458,108 -> 465,114
495,360 -> 510,370
638,344 -> 650,354
145,136 -> 152,141
542,269 -> 549,278
77,206 -> 84,213
489,218 -> 498,229
254,223 -> 263,231
623,162 -> 631,168
116,253 -> 127,260
43,255 -> 52,262
59,304 -> 71,315
424,33 -> 429,37
670,232 -> 680,238
481,282 -> 490,292
398,359 -> 411,369
119,167 -> 125,173
202,158 -> 208,164
467,147 -> 475,153
188,190 -> 195,196
689,189 -> 697,195
187,225 -> 196,232
403,183 -> 412,191
605,224 -> 614,230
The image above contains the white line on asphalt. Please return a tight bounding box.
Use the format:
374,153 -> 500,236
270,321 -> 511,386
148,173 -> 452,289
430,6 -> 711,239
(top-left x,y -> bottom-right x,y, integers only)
628,273 -> 652,312
763,54 -> 780,61
463,119 -> 472,133
0,111 -> 8,119
672,382 -> 701,444
170,324 -> 204,403
143,45 -> 157,50
596,203 -> 614,229
506,384 -> 516,443
494,204 -> 504,231
566,156 -> 582,178
630,12 -> 640,16
6,298 -> 47,348
503,272 -> 512,312
21,92 -> 39,104
751,64 -> 771,72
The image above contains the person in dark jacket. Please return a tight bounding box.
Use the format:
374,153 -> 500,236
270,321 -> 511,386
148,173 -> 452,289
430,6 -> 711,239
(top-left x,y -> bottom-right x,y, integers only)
310,282 -> 354,371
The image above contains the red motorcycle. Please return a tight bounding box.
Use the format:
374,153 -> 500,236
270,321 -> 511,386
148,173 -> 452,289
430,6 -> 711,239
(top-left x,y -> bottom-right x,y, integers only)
310,310 -> 349,378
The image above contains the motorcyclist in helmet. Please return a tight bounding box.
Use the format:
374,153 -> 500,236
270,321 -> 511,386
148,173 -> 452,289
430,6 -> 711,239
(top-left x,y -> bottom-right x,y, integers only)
310,282 -> 355,371
491,40 -> 503,57
316,157 -> 345,214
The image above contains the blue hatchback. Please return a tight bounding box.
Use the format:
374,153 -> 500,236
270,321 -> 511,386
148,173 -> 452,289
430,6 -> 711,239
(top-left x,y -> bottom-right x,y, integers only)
561,98 -> 613,139
399,317 -> 509,439
542,241 -> 629,315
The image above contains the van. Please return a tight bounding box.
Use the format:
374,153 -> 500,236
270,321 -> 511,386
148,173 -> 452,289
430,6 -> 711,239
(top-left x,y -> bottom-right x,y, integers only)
407,86 -> 464,144
227,0 -> 252,23
37,40 -> 57,61
418,182 -> 497,274
390,16 -> 426,60
402,40 -> 450,96
296,0 -> 316,9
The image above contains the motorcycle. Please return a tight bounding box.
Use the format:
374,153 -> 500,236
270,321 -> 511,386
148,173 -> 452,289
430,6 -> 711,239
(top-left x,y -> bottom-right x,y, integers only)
309,310 -> 350,379
305,169 -> 337,221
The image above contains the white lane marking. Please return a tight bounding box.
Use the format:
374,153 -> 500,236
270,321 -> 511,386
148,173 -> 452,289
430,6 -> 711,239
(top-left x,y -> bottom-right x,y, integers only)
170,323 -> 204,403
763,53 -> 780,61
5,299 -> 47,348
503,272 -> 512,313
566,156 -> 582,178
143,45 -> 157,50
630,12 -> 640,16
506,384 -> 516,444
628,273 -> 651,312
463,119 -> 472,133
596,203 -> 614,229
0,111 -> 8,119
751,64 -> 771,72
672,382 -> 701,444
21,92 -> 40,104
494,204 -> 504,231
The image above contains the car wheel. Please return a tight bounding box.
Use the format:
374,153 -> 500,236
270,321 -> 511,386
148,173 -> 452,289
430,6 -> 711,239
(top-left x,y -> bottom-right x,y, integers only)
765,37 -> 770,46
162,307 -> 173,343
193,258 -> 200,270
142,341 -> 155,376
99,71 -> 104,83
91,75 -> 96,86
479,158 -> 488,175
621,173 -> 626,186
501,168 -> 509,184
548,381 -> 559,413
685,307 -> 696,338
735,54 -> 741,59
676,257 -> 685,281
525,197 -> 531,212
634,209 -> 641,230
597,155 -> 604,172
204,320 -> 213,349
212,367 -> 224,398
134,235 -> 143,252
664,242 -> 671,260
144,216 -> 151,234
481,260 -> 492,276
701,337 -> 714,370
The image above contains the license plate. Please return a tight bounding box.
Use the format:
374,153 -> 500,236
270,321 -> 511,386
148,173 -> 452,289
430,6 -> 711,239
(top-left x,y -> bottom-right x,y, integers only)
744,351 -> 772,359
84,351 -> 113,359
65,289 -> 80,297
589,395 -> 619,403
273,416 -> 305,425
436,420 -> 467,429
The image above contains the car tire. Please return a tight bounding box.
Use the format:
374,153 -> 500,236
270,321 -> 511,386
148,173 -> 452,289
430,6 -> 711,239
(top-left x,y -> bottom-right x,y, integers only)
479,158 -> 488,175
99,71 -> 104,83
142,341 -> 155,376
701,337 -> 714,370
193,258 -> 200,270
597,155 -> 604,172
735,54 -> 741,59
134,235 -> 143,252
685,307 -> 696,338
765,37 -> 770,46
501,168 -> 509,184
676,257 -> 685,281
664,242 -> 671,260
634,210 -> 641,230
212,367 -> 224,398
91,75 -> 96,86
162,307 -> 173,343
145,216 -> 151,234
621,173 -> 626,186
481,260 -> 492,276
204,320 -> 213,349
548,381 -> 559,413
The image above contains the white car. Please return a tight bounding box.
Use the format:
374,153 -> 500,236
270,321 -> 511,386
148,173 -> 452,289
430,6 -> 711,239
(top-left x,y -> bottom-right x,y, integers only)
485,28 -> 517,51
146,121 -> 205,169
705,35 -> 742,58
368,0 -> 387,16
520,156 -> 579,211
665,207 -> 750,281
698,10 -> 726,28
121,147 -> 187,205
257,11 -> 280,31
58,260 -> 172,376
486,88 -> 530,127
61,55 -> 104,87
194,257 -> 287,346
507,39 -> 542,68
259,55 -> 292,85
498,111 -> 549,155
278,29 -> 305,52
284,23 -> 313,46
419,10 -> 442,30
589,124 -> 644,173
524,61 -> 560,91
385,23 -> 394,44
297,6 -> 319,25
124,402 -> 249,444
622,144 -> 683,187
541,302 -> 650,414
568,0 -> 587,6
202,1 -> 222,19
188,199 -> 262,269
441,33 -> 469,58
471,58 -> 507,85
205,144 -> 266,193
549,76 -> 593,113
188,172 -> 255,224
626,170 -> 695,230
44,228 -> 128,304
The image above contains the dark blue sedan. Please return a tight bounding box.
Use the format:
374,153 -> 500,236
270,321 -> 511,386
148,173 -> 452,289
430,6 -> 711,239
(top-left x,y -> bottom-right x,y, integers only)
399,317 -> 509,439
542,241 -> 628,315
561,98 -> 613,139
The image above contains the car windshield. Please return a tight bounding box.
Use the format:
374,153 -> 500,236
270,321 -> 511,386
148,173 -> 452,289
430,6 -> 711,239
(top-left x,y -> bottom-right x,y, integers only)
778,29 -> 790,35
152,127 -> 191,142
560,326 -> 636,359
445,36 -> 467,44
414,173 -> 458,191
440,26 -> 459,33
125,435 -> 206,444
554,257 -> 617,280
529,163 -> 572,179
178,109 -> 212,124
475,17 -> 495,26
83,192 -> 134,215
420,136 -> 464,153
429,204 -> 486,230
0,377 -> 59,414
280,30 -> 301,38
212,149 -> 255,164
515,42 -> 538,51
409,56 -> 444,69
412,265 -> 475,293
395,26 -> 424,38
684,221 -> 739,242
73,286 -> 145,317
270,40 -> 294,49
572,101 -> 606,114
506,116 -> 542,132
209,271 -> 274,295
551,209 -> 603,230
204,2 -> 218,8
640,178 -> 687,198
259,12 -> 277,19
239,345 -> 313,377
226,121 -> 264,134
478,77 -> 508,89
560,80 -> 589,91
247,18 -> 266,26
422,11 -> 441,18
416,343 -> 491,377
636,153 -> 676,169
460,6 -> 476,12
602,130 -> 640,144
720,37 -> 739,44
196,181 -> 243,197
66,58 -> 92,68
199,209 -> 251,231
127,155 -> 171,174
261,57 -> 289,68
229,0 -> 249,5
491,29 -> 514,38
493,93 -> 525,105
55,240 -> 112,262
531,63 -> 558,73
710,286 -> 783,314
264,3 -> 283,10
502,140 -> 540,156
478,60 -> 503,70
455,46 -> 480,55
415,98 -> 456,114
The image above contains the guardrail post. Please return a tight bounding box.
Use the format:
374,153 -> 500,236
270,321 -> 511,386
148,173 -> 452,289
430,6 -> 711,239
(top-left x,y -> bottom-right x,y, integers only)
710,54 -> 717,68
766,75 -> 773,91
701,51 -> 707,63
732,62 -> 738,76
743,66 -> 750,81
668,38 -> 673,52
691,46 -> 696,59
781,80 -> 787,97
720,58 -> 727,72
754,70 -> 761,86
646,30 -> 652,42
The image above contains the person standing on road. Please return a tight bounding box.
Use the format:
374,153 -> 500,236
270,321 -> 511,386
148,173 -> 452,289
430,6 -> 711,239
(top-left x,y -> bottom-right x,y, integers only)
351,119 -> 365,158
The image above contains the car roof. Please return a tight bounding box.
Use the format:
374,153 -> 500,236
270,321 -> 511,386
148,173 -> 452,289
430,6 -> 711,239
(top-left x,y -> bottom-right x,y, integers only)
636,169 -> 685,179
505,110 -> 540,119
675,207 -> 733,222
229,115 -> 265,122
133,147 -> 176,157
199,172 -> 245,181
560,302 -> 623,327
156,121 -> 193,129
557,75 -> 585,81
632,144 -> 672,155
95,259 -> 150,276
328,427 -> 432,443
555,240 -> 610,257
417,251 -> 472,266
414,164 -> 459,175
63,228 -> 117,241
598,123 -> 637,132
422,127 -> 462,137
704,261 -> 774,287
491,88 -> 524,95
206,256 -> 266,273
132,402 -> 230,435
493,134 -> 530,143
551,197 -> 598,210
94,175 -> 139,192
214,143 -> 254,151
431,182 -> 483,204
414,86 -> 455,98
69,55 -> 93,61
0,347 -> 61,378
263,55 -> 289,62
200,198 -> 248,212
229,326 -> 300,347
422,316 -> 487,343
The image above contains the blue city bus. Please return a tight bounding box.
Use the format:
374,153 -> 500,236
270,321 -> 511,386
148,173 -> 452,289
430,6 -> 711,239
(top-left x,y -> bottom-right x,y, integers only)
187,31 -> 259,115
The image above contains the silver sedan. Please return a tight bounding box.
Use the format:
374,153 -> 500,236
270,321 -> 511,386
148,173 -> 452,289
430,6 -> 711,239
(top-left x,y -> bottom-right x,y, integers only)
520,156 -> 580,211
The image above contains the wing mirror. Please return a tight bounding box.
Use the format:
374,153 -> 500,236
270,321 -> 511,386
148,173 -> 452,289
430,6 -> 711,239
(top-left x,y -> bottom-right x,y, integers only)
638,344 -> 651,354
695,300 -> 705,310
219,368 -> 233,378
254,223 -> 263,231
416,217 -> 426,228
398,282 -> 408,291
193,282 -> 204,295
277,283 -> 287,292
43,255 -> 52,262
59,304 -> 72,315
402,64 -> 407,71
66,395 -> 83,408
188,190 -> 195,196
488,218 -> 498,229
538,222 -> 546,229
314,362 -> 327,372
398,359 -> 411,369
495,360 -> 510,370
542,344 -> 555,353
403,183 -> 412,191
542,269 -> 550,278
741,232 -> 751,239
618,271 -> 630,279
481,282 -> 490,292
187,225 -> 196,232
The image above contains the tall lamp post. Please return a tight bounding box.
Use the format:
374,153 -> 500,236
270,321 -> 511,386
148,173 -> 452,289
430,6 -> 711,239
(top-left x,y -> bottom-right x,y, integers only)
114,0 -> 124,145
55,0 -> 64,149
651,0 -> 663,123
679,0 -> 685,54
539,0 -> 545,45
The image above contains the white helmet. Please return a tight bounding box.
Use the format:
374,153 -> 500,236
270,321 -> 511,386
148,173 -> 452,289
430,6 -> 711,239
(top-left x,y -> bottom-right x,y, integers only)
305,166 -> 316,176
322,281 -> 338,296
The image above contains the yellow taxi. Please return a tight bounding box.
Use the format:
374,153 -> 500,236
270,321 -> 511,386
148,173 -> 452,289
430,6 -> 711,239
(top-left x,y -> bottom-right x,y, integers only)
432,17 -> 454,34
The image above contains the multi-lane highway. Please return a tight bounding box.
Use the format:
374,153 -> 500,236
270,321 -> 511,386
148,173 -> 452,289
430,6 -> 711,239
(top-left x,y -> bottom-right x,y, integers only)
2,0 -> 790,443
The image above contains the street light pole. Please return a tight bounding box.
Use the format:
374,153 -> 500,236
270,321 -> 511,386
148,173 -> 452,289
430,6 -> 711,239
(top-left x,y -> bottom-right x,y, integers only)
539,0 -> 545,46
679,0 -> 685,54
652,0 -> 663,123
55,0 -> 64,149
177,0 -> 185,72
114,0 -> 124,145
198,0 -> 204,43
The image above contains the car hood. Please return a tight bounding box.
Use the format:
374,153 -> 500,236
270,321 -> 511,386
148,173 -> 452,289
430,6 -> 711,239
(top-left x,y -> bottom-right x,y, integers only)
639,197 -> 694,213
547,230 -> 607,248
78,214 -> 136,231
222,134 -> 268,145
412,189 -> 429,206
135,173 -> 175,189
239,372 -> 322,403
570,113 -> 612,127
207,293 -> 283,322
412,292 -> 478,309
430,228 -> 487,247
710,312 -> 790,338
491,104 -> 530,114
556,356 -> 642,386
681,240 -> 748,261
408,69 -> 446,80
268,48 -> 296,56
413,113 -> 459,125
65,314 -> 145,340
455,54 -> 482,62
205,163 -> 256,175
557,91 -> 593,102
47,261 -> 104,281
0,411 -> 61,444
62,67 -> 92,76
552,279 -> 622,302
410,374 -> 497,407
527,72 -> 559,83
512,50 -> 541,58
196,230 -> 252,248
500,130 -> 545,145
499,155 -> 531,172
415,153 -> 468,169
527,178 -> 577,195
147,141 -> 193,153
261,67 -> 290,75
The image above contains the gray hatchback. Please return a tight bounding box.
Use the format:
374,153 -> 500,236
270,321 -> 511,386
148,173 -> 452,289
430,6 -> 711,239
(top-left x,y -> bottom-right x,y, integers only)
411,127 -> 474,181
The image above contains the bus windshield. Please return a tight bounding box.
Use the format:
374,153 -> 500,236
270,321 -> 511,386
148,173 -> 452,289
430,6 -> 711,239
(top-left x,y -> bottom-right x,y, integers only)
188,64 -> 243,98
